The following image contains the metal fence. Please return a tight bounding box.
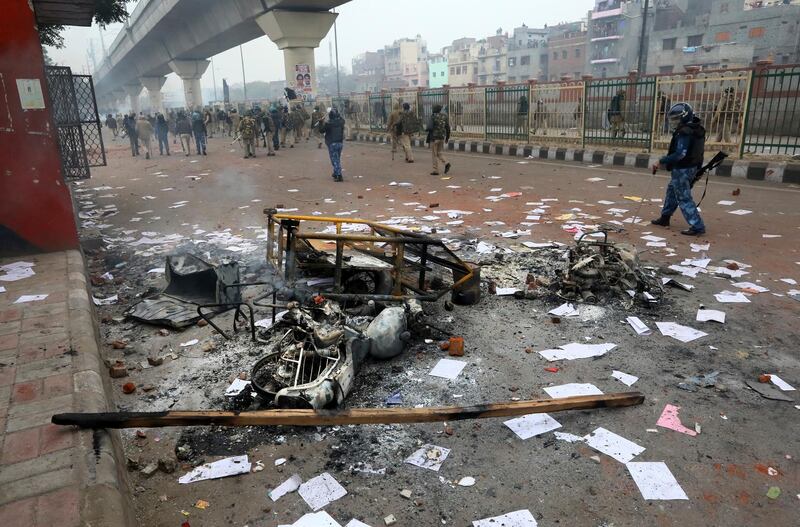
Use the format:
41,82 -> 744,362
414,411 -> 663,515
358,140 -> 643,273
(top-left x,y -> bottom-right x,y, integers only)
329,64 -> 800,158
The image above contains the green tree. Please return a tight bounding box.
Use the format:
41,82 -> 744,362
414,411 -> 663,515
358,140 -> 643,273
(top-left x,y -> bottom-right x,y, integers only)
38,0 -> 130,48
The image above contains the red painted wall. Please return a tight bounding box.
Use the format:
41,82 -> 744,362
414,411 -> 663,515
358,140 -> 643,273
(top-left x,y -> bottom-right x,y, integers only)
0,0 -> 79,254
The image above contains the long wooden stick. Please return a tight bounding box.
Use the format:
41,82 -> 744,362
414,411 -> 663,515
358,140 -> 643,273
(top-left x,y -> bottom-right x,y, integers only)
52,392 -> 643,429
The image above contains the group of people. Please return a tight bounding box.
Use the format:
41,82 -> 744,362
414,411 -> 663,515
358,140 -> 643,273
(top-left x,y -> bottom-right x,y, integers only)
386,102 -> 452,176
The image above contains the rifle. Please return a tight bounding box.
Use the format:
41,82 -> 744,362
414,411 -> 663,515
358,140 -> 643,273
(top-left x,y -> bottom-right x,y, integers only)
230,132 -> 241,145
692,151 -> 728,206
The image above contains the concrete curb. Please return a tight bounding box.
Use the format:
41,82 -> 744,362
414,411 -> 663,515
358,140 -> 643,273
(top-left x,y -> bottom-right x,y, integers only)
65,249 -> 136,527
351,132 -> 800,185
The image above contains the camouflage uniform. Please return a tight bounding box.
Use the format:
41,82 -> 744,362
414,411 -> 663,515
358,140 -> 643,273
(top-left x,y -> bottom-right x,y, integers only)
238,115 -> 257,158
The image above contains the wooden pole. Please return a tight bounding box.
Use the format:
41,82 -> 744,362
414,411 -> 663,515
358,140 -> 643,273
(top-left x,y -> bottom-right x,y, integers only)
52,392 -> 644,429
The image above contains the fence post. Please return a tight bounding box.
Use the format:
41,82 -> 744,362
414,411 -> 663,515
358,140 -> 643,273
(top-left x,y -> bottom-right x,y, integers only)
649,77 -> 661,153
365,91 -> 371,131
527,79 -> 536,144
480,84 -> 488,141
581,74 -> 592,148
739,60 -> 771,158
442,84 -> 450,112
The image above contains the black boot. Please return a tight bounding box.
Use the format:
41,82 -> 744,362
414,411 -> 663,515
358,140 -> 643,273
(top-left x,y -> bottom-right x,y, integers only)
681,227 -> 706,236
651,216 -> 670,227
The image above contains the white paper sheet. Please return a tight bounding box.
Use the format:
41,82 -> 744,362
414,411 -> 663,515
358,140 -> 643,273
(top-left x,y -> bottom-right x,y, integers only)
405,444 -> 451,471
0,286 -> 5,293
728,209 -> 752,215
178,455 -> 251,484
696,309 -> 725,323
345,520 -> 371,527
716,200 -> 735,206
548,303 -> 579,317
554,431 -> 585,443
504,413 -> 562,440
429,359 -> 467,380
769,374 -> 796,391
655,322 -> 707,343
224,379 -> 252,397
626,316 -> 651,335
255,310 -> 288,329
298,472 -> 348,511
626,462 -> 688,500
14,294 -> 48,304
584,427 -> 645,463
290,511 -> 342,527
611,370 -> 639,386
714,291 -> 750,303
690,243 -> 710,252
641,235 -> 665,242
473,509 -> 538,527
180,339 -> 199,347
732,281 -> 769,293
538,342 -> 616,361
0,263 -> 35,282
668,265 -> 703,278
92,294 -> 118,305
681,258 -> 711,269
495,287 -> 521,296
269,474 -> 303,501
544,383 -> 603,399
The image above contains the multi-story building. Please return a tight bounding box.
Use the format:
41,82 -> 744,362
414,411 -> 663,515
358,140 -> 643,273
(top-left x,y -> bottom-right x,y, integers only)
477,30 -> 509,85
428,52 -> 449,88
586,0 -> 650,78
507,25 -> 549,83
448,37 -> 480,86
647,0 -> 800,74
352,50 -> 385,93
384,36 -> 428,88
547,21 -> 588,81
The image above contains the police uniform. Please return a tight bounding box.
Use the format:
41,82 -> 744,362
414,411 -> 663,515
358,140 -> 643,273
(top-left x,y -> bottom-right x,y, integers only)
238,115 -> 257,158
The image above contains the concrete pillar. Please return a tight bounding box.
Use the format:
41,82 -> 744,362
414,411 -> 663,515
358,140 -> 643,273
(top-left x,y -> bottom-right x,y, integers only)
123,84 -> 142,114
140,76 -> 167,114
256,9 -> 337,98
168,59 -> 210,110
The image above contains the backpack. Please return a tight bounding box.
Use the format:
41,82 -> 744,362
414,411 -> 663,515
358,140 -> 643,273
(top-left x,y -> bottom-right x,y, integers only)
431,113 -> 448,140
400,111 -> 419,135
191,111 -> 202,122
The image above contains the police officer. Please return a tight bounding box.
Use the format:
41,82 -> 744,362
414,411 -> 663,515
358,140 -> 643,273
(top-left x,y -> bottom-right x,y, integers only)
651,102 -> 707,236
238,111 -> 257,158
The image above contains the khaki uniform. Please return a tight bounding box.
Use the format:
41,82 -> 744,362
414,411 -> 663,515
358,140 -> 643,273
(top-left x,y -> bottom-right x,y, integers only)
387,108 -> 402,155
135,118 -> 154,158
711,91 -> 740,143
238,116 -> 257,157
311,110 -> 324,147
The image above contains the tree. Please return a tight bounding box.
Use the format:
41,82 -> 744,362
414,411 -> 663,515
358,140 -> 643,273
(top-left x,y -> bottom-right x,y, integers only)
38,0 -> 130,48
315,65 -> 356,97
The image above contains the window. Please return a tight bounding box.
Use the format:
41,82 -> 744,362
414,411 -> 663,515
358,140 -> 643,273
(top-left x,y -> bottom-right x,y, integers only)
659,65 -> 674,74
720,2 -> 728,13
432,72 -> 436,78
508,76 -> 517,83
687,34 -> 703,46
575,48 -> 581,58
553,51 -> 558,60
521,55 -> 531,65
663,38 -> 676,50
473,66 -> 478,74
450,67 -> 455,75
715,32 -> 731,42
509,57 -> 516,67
562,50 -> 568,59
749,27 -> 765,39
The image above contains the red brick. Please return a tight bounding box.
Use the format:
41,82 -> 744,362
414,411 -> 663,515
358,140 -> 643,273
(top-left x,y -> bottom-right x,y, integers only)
43,373 -> 72,398
0,366 -> 15,387
17,345 -> 45,364
0,496 -> 36,526
43,343 -> 70,359
39,423 -> 74,455
0,333 -> 19,351
41,291 -> 68,304
12,380 -> 42,403
1,427 -> 40,464
21,315 -> 65,332
0,308 -> 22,323
36,487 -> 79,527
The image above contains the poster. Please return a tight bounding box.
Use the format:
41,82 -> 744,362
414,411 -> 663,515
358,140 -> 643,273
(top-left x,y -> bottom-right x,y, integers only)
16,79 -> 45,109
295,64 -> 312,93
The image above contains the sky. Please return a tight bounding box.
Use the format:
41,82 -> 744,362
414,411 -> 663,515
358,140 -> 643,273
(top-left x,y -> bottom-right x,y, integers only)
47,0 -> 595,99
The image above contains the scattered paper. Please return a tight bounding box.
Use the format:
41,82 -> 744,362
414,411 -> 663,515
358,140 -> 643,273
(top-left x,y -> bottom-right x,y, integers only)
696,309 -> 725,323
298,472 -> 347,511
655,322 -> 707,343
544,383 -> 603,399
769,374 -> 796,391
504,413 -> 562,440
717,200 -> 735,206
269,474 -> 303,501
495,287 -> 521,296
92,294 -> 118,306
732,281 -> 769,293
224,379 -> 252,397
405,444 -> 451,471
690,243 -> 710,252
626,316 -> 651,335
179,455 -> 251,484
14,294 -> 48,304
656,404 -> 697,436
429,359 -> 467,380
180,339 -> 199,347
473,510 -> 538,527
345,520 -> 371,527
289,511 -> 342,527
0,261 -> 35,282
626,462 -> 688,500
714,291 -> 750,303
612,370 -> 639,386
584,427 -> 645,463
548,303 -> 579,317
728,209 -> 752,215
539,342 -> 616,361
554,431 -> 585,443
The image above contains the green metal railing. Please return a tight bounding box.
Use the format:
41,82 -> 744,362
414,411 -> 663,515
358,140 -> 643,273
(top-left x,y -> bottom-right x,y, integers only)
583,76 -> 656,149
741,66 -> 800,157
486,84 -> 529,142
369,93 -> 391,132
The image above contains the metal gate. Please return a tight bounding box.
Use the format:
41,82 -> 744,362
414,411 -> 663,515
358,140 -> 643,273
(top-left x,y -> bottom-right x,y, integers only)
419,88 -> 447,133
44,66 -> 105,180
741,65 -> 800,157
486,84 -> 529,142
583,76 -> 656,149
369,93 -> 390,132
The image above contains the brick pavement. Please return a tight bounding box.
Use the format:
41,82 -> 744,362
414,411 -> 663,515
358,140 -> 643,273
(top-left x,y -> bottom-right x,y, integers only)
0,251 -> 132,526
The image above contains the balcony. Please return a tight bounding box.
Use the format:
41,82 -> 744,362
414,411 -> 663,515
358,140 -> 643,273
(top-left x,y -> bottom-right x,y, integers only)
590,34 -> 622,42
591,7 -> 622,19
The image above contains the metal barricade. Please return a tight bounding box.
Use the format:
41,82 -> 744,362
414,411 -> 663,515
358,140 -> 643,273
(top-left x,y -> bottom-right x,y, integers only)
486,84 -> 529,142
369,93 -> 391,132
530,81 -> 584,145
448,86 -> 485,139
347,93 -> 371,132
654,71 -> 749,153
419,88 -> 448,133
741,65 -> 800,157
584,76 -> 656,149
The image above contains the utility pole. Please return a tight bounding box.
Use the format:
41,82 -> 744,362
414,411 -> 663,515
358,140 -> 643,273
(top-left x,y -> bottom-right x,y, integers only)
211,57 -> 218,102
334,12 -> 341,99
636,0 -> 650,77
239,45 -> 248,104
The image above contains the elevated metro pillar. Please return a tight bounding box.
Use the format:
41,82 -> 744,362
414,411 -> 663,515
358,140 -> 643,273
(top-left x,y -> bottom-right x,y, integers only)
123,83 -> 142,114
256,10 -> 337,98
140,76 -> 167,114
168,59 -> 210,110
